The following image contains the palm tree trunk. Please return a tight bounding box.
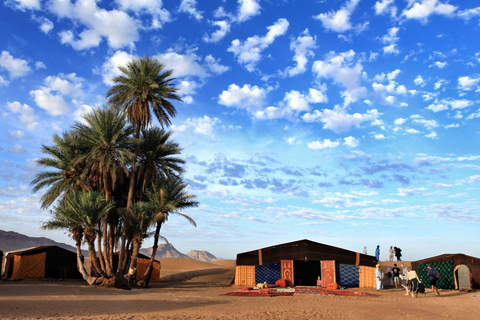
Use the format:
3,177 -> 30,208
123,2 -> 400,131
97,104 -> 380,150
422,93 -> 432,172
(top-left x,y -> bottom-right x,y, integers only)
118,128 -> 140,274
127,236 -> 142,283
96,222 -> 106,272
138,221 -> 163,287
85,232 -> 108,279
102,214 -> 113,276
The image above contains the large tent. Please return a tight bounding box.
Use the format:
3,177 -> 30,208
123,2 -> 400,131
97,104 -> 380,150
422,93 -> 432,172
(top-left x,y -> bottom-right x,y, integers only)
1,246 -> 81,280
411,253 -> 480,290
235,239 -> 376,287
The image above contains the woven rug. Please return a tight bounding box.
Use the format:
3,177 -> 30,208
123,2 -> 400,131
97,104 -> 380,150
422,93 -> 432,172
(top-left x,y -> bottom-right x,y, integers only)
255,263 -> 281,284
336,264 -> 360,288
294,286 -> 373,297
222,288 -> 294,297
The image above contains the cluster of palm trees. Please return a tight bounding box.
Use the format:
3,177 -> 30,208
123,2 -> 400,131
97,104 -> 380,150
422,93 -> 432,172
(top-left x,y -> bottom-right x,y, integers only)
31,57 -> 198,287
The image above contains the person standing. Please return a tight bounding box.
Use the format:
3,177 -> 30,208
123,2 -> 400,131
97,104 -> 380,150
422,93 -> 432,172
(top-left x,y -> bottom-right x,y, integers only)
392,264 -> 401,289
427,265 -> 440,296
375,245 -> 380,262
385,267 -> 393,287
401,264 -> 409,295
407,266 -> 421,298
389,246 -> 394,261
395,247 -> 402,261
363,246 -> 367,254
376,264 -> 383,292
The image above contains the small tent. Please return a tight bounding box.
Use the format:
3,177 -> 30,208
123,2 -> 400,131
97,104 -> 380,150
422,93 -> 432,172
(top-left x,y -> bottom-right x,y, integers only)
411,254 -> 480,290
2,246 -> 81,280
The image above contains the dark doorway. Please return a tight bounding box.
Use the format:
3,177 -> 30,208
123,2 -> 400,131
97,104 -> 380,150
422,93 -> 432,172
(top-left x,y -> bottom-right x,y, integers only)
294,260 -> 321,286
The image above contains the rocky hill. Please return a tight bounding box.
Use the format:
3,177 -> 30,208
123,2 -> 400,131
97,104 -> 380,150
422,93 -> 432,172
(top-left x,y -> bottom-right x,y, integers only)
186,250 -> 223,263
0,230 -> 77,253
0,230 -> 223,262
140,243 -> 189,259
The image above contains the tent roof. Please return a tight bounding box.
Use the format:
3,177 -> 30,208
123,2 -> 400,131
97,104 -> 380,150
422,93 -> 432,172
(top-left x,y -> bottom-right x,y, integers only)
412,253 -> 480,267
236,239 -> 376,267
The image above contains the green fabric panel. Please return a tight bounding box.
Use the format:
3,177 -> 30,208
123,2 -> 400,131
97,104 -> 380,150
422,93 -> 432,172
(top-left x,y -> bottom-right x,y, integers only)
418,260 -> 455,290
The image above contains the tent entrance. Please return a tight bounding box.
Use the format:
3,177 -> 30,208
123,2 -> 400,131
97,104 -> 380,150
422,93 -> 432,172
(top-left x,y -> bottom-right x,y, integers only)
293,260 -> 320,286
455,264 -> 471,290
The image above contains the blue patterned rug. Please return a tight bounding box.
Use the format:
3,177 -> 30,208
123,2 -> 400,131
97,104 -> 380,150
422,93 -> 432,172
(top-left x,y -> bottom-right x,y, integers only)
255,263 -> 281,284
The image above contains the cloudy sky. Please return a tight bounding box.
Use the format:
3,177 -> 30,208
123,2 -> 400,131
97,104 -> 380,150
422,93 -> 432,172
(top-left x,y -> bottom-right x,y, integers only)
1,0 -> 480,261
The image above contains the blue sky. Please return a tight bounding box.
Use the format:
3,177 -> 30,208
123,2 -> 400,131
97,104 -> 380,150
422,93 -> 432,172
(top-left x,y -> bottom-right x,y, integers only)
1,0 -> 480,261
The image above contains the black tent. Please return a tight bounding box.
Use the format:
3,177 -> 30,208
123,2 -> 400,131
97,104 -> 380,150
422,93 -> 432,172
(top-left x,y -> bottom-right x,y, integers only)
2,246 -> 81,280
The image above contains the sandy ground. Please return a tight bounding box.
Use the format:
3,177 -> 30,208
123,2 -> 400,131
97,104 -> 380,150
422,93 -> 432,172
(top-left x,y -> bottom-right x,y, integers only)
1,259 -> 478,320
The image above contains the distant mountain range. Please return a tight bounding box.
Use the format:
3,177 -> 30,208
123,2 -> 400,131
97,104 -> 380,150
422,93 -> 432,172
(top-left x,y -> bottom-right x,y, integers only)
0,230 -> 222,262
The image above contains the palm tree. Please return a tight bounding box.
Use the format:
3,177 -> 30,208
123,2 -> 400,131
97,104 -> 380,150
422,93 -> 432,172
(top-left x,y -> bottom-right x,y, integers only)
137,175 -> 198,287
106,56 -> 182,273
136,128 -> 185,196
123,201 -> 157,283
74,108 -> 135,275
49,191 -> 115,280
31,131 -> 91,209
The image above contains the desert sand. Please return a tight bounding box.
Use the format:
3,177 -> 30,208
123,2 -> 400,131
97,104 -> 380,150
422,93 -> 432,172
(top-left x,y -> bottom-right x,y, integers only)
1,258 -> 478,320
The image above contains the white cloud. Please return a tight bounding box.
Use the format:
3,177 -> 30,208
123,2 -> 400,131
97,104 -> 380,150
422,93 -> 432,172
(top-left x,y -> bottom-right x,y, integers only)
402,0 -> 457,21
394,118 -> 406,125
228,18 -> 289,72
203,20 -> 231,43
30,88 -> 69,116
73,104 -> 93,123
374,0 -> 397,17
8,0 -> 40,10
0,51 -> 31,79
50,0 -> 140,50
237,0 -> 261,22
9,144 -> 27,154
406,128 -> 420,134
427,98 -> 473,112
458,76 -> 479,91
7,130 -> 26,140
308,139 -> 340,150
412,117 -> 439,130
414,75 -> 426,86
344,136 -> 359,147
302,105 -> 380,133
218,83 -> 266,111
178,0 -> 203,20
101,51 -> 136,86
45,73 -> 85,98
433,61 -> 447,68
284,29 -> 317,77
312,50 -> 367,105
185,116 -> 220,136
314,0 -> 359,33
374,133 -> 385,139
114,0 -> 170,28
425,131 -> 437,139
40,18 -> 54,34
397,186 -> 427,196
5,101 -> 38,131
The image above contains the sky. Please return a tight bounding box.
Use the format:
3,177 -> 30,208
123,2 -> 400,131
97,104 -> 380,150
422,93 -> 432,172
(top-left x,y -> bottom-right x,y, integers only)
1,0 -> 480,261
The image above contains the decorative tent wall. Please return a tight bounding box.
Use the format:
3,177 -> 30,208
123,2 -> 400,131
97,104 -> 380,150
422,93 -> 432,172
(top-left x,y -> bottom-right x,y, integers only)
235,239 -> 376,287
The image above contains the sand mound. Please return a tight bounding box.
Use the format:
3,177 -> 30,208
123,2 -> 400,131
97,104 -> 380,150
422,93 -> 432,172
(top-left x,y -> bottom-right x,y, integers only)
158,258 -> 236,284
